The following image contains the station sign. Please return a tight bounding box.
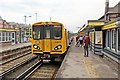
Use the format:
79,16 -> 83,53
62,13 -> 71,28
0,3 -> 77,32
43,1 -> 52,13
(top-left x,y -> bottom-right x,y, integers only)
102,21 -> 118,30
88,20 -> 104,27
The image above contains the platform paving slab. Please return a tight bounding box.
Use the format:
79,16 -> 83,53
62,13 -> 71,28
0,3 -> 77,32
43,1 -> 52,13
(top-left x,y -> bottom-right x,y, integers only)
56,39 -> 118,79
0,42 -> 31,53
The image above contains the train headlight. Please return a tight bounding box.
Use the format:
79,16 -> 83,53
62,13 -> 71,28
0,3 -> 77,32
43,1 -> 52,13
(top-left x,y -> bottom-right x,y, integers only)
33,44 -> 40,49
54,47 -> 58,50
34,45 -> 37,48
57,45 -> 62,49
54,45 -> 62,50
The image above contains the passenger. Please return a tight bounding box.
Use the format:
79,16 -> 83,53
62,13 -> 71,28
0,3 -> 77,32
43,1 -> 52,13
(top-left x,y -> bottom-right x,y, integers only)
82,34 -> 90,57
75,35 -> 79,47
78,35 -> 84,47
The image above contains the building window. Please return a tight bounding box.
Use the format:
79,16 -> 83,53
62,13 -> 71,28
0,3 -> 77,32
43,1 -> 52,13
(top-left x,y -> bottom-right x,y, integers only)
9,32 -> 11,41
118,28 -> 120,51
4,32 -> 6,41
12,32 -> 15,38
107,30 -> 111,48
111,29 -> 116,50
2,32 -> 5,41
6,32 -> 8,41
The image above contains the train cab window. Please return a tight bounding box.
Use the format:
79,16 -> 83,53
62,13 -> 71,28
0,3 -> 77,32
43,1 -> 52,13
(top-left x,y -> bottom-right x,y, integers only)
33,30 -> 40,39
45,30 -> 50,38
53,25 -> 62,39
43,26 -> 51,39
33,26 -> 43,40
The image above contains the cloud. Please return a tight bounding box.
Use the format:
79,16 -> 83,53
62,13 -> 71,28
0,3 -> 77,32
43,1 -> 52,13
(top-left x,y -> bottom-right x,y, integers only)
0,0 -> 119,33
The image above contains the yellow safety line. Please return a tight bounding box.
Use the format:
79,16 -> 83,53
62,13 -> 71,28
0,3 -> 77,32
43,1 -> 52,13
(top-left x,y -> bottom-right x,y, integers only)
82,58 -> 100,79
82,59 -> 91,78
87,60 -> 100,78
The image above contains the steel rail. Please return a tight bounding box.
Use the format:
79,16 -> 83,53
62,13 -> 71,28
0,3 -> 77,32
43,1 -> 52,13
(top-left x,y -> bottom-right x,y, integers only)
0,51 -> 31,65
15,60 -> 42,80
0,55 -> 37,79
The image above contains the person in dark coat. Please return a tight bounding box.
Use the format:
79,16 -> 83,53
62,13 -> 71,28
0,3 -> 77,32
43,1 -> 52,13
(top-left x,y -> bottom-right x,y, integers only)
82,34 -> 90,57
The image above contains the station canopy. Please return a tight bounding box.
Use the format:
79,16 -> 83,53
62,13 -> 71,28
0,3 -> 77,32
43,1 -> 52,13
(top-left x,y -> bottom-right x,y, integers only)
88,20 -> 105,27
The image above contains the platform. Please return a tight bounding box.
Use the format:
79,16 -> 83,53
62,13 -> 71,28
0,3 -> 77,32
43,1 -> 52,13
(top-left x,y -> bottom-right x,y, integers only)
56,39 -> 118,79
0,42 -> 31,53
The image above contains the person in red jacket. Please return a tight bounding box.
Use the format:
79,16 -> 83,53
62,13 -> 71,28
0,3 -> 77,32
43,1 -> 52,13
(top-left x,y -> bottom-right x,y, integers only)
82,34 -> 90,57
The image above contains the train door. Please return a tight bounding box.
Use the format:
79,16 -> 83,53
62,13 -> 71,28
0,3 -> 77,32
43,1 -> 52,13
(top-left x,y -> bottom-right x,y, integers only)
43,26 -> 52,52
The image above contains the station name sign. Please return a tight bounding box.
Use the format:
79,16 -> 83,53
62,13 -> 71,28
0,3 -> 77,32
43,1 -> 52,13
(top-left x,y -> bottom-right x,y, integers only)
88,20 -> 104,26
102,21 -> 118,30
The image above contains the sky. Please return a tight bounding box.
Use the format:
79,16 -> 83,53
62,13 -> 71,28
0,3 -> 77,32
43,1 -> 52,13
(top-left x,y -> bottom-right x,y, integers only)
0,0 -> 119,33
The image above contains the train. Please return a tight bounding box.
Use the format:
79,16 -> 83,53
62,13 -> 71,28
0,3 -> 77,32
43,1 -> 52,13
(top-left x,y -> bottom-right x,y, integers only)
30,21 -> 73,62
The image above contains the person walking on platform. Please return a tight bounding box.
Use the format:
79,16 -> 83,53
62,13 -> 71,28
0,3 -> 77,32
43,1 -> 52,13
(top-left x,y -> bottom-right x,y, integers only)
83,34 -> 90,57
78,36 -> 84,47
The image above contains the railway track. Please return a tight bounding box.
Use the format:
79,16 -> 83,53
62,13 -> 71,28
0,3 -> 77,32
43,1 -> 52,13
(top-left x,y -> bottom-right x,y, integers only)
3,56 -> 39,79
15,61 -> 60,80
0,53 -> 37,79
0,45 -> 31,65
0,43 -> 70,79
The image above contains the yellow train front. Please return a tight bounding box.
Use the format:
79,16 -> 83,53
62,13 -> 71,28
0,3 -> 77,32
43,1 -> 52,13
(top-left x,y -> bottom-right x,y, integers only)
30,22 -> 72,62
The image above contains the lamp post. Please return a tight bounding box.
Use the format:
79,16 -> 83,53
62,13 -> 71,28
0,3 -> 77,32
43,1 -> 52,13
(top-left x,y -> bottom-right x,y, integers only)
24,15 -> 32,24
50,17 -> 52,21
23,15 -> 31,42
24,16 -> 26,24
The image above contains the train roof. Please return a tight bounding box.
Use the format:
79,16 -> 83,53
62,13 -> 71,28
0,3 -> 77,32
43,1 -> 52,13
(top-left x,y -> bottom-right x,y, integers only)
32,21 -> 63,26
